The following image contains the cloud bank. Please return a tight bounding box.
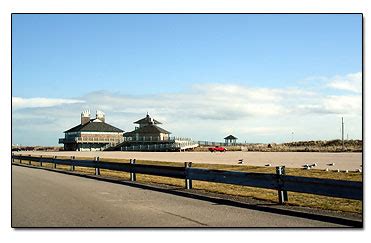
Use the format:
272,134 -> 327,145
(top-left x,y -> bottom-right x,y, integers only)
12,97 -> 85,110
12,72 -> 362,145
326,72 -> 362,93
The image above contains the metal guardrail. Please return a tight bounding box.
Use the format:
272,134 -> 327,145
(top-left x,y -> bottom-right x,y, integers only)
11,154 -> 362,204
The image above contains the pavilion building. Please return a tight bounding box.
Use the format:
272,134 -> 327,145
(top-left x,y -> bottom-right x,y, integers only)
123,113 -> 171,142
109,113 -> 198,151
59,110 -> 124,151
224,135 -> 238,146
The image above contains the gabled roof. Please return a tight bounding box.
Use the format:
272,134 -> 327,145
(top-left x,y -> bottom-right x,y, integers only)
64,119 -> 124,133
124,124 -> 171,136
134,114 -> 162,125
224,135 -> 238,140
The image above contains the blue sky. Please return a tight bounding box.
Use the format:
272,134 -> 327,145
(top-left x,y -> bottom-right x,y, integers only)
12,14 -> 362,145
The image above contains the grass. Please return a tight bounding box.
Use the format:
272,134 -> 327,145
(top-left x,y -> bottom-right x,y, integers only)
14,156 -> 362,214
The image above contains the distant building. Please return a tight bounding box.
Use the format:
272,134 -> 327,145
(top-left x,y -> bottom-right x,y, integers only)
59,110 -> 124,151
109,113 -> 198,151
123,113 -> 171,142
224,135 -> 238,146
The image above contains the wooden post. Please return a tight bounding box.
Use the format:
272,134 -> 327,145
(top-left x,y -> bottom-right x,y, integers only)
53,156 -> 57,169
19,154 -> 22,164
276,166 -> 288,204
95,157 -> 100,175
12,153 -> 15,163
185,162 -> 192,189
130,159 -> 136,181
40,155 -> 43,167
71,156 -> 75,171
28,154 -> 31,165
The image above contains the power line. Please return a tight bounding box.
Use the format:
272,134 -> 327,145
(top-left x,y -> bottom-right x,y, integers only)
342,117 -> 344,151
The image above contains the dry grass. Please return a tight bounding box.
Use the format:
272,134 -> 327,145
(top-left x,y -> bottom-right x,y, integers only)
14,156 -> 362,214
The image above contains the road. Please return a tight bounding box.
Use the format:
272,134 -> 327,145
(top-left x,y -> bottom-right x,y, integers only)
12,166 -> 346,227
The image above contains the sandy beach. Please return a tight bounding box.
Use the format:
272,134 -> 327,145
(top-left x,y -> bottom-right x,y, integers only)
14,151 -> 363,171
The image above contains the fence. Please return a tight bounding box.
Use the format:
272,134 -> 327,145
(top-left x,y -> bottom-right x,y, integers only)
59,137 -> 124,144
197,141 -> 247,146
120,141 -> 198,152
11,154 -> 362,204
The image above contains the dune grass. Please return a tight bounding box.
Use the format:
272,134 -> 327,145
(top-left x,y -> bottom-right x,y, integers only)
14,155 -> 362,214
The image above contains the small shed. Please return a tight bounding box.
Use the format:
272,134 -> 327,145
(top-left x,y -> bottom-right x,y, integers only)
224,135 -> 238,146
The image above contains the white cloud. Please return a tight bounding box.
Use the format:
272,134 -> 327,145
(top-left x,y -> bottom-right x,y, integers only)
12,72 -> 362,145
84,84 -> 291,120
326,72 -> 362,93
323,95 -> 362,115
293,94 -> 362,116
12,97 -> 85,109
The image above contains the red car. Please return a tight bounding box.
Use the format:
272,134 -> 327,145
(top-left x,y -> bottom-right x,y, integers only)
209,146 -> 227,152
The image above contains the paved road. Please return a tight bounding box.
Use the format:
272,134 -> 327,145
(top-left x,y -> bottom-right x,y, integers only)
12,166 -> 345,227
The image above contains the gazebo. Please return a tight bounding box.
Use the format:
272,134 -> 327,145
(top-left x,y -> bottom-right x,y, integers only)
224,135 -> 238,146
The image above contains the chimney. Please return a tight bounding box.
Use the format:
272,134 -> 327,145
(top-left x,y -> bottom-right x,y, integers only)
81,110 -> 90,125
96,110 -> 105,123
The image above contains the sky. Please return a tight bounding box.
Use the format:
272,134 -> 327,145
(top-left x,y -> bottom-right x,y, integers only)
11,14 -> 362,146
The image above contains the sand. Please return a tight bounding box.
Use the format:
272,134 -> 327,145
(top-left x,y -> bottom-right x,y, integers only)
13,151 -> 363,171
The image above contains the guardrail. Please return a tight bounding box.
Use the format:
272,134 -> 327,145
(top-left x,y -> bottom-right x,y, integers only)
11,154 -> 362,204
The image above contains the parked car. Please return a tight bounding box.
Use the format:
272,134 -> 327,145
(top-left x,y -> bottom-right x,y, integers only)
208,146 -> 227,152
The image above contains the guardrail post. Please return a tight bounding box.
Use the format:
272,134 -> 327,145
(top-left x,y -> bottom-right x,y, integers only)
95,157 -> 100,175
185,162 -> 192,189
53,156 -> 57,169
276,166 -> 288,204
40,155 -> 43,167
130,159 -> 136,181
71,156 -> 75,171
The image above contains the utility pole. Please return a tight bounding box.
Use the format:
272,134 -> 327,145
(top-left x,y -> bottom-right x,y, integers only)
342,117 -> 344,151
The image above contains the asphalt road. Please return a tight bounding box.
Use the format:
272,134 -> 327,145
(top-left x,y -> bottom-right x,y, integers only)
12,166 -> 345,227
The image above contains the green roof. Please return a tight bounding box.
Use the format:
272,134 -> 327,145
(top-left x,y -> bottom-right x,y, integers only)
124,124 -> 171,136
134,114 -> 162,125
224,135 -> 238,140
64,120 -> 124,133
